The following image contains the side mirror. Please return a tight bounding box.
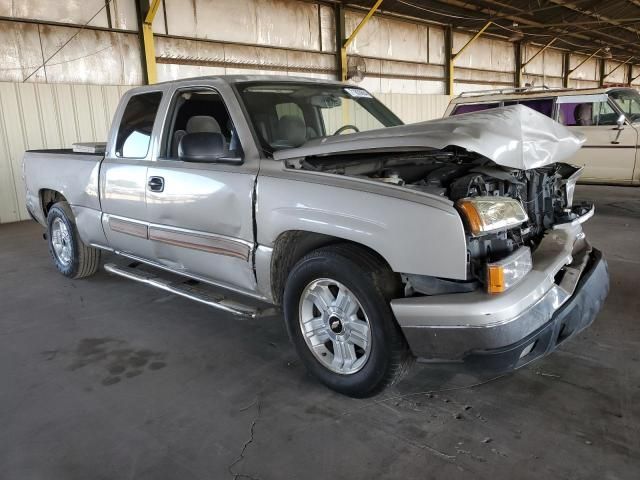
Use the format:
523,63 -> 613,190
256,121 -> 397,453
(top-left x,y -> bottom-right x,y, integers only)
612,114 -> 626,144
178,132 -> 230,163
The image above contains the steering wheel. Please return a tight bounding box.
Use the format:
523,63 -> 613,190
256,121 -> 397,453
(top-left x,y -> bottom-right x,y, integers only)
333,124 -> 360,135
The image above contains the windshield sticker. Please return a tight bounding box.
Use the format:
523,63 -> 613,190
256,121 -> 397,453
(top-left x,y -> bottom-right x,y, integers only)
344,88 -> 372,98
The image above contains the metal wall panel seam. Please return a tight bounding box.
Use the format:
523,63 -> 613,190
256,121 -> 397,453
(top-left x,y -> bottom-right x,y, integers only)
0,85 -> 20,223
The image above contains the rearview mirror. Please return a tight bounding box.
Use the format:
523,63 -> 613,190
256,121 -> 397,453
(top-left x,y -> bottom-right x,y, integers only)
310,94 -> 342,108
616,114 -> 626,129
178,132 -> 229,163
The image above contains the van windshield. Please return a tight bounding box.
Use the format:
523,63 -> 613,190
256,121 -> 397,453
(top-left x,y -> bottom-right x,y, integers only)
609,89 -> 640,123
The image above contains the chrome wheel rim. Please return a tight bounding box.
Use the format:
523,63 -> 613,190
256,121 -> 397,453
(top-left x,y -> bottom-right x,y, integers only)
51,218 -> 72,266
298,278 -> 371,375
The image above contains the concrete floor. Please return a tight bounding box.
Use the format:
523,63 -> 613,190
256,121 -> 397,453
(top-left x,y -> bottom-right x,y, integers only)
1,185 -> 638,480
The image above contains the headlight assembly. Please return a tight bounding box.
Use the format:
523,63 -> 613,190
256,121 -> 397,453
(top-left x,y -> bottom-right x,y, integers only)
456,196 -> 528,236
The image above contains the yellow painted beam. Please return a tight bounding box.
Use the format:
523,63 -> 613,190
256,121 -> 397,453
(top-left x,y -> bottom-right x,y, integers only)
567,48 -> 602,78
602,56 -> 634,82
521,37 -> 557,68
341,0 -> 383,82
142,0 -> 162,84
449,21 -> 492,96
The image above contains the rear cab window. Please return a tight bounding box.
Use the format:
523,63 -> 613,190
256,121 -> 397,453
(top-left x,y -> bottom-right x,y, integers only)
115,92 -> 163,158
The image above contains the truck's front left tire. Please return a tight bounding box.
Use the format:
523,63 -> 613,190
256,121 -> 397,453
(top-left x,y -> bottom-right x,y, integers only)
46,201 -> 100,279
283,244 -> 413,397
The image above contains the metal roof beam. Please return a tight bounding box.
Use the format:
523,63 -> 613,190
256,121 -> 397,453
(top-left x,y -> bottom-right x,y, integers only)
548,0 -> 640,38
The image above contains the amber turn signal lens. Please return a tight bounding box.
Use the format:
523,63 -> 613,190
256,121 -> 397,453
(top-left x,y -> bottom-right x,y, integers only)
457,201 -> 483,235
486,264 -> 506,294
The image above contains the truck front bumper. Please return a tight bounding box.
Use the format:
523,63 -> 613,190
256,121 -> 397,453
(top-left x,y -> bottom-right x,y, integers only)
391,222 -> 609,372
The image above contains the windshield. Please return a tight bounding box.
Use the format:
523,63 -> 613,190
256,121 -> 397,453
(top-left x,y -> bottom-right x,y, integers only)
610,89 -> 640,123
237,82 -> 403,153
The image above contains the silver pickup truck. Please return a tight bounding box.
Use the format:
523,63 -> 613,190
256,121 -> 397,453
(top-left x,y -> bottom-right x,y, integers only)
23,75 -> 609,397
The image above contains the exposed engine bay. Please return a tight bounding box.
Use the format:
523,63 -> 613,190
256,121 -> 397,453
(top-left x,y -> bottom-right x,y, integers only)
286,148 -> 592,292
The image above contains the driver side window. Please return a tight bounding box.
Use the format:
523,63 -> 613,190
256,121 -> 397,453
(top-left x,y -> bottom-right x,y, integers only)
166,88 -> 242,160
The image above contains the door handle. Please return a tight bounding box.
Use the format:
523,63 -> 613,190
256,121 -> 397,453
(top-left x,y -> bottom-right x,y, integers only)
148,176 -> 164,192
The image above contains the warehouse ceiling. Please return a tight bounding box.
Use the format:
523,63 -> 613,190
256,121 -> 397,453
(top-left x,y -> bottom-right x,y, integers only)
345,0 -> 640,61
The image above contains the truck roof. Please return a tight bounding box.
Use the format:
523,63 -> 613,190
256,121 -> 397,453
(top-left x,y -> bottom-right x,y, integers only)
152,74 -> 345,87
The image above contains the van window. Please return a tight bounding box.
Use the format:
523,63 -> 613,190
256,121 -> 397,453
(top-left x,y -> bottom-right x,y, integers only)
116,92 -> 163,158
558,100 -> 618,127
516,99 -> 553,117
609,89 -> 640,122
452,103 -> 499,115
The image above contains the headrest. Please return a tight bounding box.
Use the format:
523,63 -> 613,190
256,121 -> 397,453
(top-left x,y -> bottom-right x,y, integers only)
186,115 -> 221,134
279,115 -> 307,147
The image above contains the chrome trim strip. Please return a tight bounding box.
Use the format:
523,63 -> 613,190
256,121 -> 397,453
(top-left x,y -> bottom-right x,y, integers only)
104,214 -> 252,260
148,225 -> 251,260
106,214 -> 148,239
89,243 -> 114,252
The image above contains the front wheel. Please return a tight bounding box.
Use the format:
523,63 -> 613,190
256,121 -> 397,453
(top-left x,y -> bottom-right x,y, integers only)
283,244 -> 413,397
47,201 -> 101,279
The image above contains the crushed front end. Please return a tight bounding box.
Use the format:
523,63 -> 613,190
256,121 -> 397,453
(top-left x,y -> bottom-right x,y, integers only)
383,155 -> 609,370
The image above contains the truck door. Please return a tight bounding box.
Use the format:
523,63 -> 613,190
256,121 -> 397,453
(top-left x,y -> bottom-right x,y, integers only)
143,85 -> 259,293
556,94 -> 638,184
100,90 -> 164,259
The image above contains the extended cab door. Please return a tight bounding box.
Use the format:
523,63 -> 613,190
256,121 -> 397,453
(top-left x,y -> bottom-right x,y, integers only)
100,89 -> 164,258
556,94 -> 638,183
143,82 -> 259,293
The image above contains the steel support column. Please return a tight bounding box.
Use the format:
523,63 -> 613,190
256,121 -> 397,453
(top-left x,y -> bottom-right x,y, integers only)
514,41 -> 522,87
444,26 -> 453,95
340,0 -> 383,82
139,0 -> 161,84
599,58 -> 606,87
562,52 -> 570,88
335,3 -> 345,81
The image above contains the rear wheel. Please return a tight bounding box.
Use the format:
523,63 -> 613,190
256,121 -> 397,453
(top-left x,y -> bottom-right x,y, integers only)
283,244 -> 413,397
47,201 -> 100,279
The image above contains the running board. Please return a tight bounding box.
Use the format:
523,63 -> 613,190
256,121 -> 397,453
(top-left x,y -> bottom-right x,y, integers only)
104,263 -> 262,318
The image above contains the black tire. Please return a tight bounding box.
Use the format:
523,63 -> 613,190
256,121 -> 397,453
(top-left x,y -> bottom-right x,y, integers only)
46,201 -> 101,279
283,244 -> 413,397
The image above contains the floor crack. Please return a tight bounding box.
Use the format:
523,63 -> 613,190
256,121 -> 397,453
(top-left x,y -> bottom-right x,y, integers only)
228,397 -> 262,480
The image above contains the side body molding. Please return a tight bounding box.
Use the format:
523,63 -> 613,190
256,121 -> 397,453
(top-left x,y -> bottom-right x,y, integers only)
256,175 -> 469,280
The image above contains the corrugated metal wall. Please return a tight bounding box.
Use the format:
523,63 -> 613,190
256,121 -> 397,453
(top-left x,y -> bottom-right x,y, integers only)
4,0 -> 635,93
0,82 -> 130,224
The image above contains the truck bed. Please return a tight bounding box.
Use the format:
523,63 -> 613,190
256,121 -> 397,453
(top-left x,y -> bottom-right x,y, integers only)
23,150 -> 104,226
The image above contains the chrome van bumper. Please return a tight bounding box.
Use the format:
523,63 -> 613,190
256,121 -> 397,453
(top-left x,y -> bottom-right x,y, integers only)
391,223 -> 609,370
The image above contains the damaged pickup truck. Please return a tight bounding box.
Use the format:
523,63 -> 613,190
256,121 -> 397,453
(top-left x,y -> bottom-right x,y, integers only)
23,76 -> 609,397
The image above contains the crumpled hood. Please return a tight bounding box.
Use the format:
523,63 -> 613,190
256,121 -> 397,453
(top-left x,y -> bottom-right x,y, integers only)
273,104 -> 586,170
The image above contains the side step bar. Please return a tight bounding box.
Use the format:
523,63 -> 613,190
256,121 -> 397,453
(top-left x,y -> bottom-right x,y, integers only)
104,263 -> 262,318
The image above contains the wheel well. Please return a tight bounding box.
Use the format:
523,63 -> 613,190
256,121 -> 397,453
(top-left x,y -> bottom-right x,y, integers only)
40,189 -> 67,218
269,230 -> 394,305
